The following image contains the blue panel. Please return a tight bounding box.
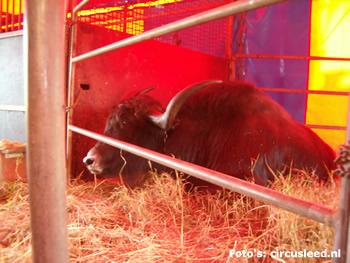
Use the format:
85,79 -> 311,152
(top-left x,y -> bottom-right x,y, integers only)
244,58 -> 308,89
265,92 -> 306,123
245,0 -> 310,56
241,0 -> 310,123
244,58 -> 308,123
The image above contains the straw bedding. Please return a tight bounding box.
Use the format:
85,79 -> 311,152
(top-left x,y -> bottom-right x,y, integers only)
0,171 -> 337,262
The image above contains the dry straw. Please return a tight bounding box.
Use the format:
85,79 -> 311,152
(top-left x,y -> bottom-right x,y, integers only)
0,170 -> 338,262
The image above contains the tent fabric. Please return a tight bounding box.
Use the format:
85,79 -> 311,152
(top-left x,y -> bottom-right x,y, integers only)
242,0 -> 349,149
242,0 -> 310,123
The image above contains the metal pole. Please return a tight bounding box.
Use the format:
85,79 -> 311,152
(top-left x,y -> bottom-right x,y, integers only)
72,0 -> 287,63
225,15 -> 234,81
24,0 -> 69,262
0,105 -> 25,112
69,125 -> 335,226
73,0 -> 90,13
333,99 -> 350,262
0,0 -> 2,32
5,0 -> 9,32
333,174 -> 350,263
10,0 -> 14,31
66,0 -> 90,180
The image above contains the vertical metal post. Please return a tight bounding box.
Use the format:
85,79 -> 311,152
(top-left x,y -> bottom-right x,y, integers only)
0,0 -> 2,32
19,0 -> 22,30
233,13 -> 246,80
10,0 -> 14,30
5,0 -> 9,32
66,0 -> 90,180
333,97 -> 350,262
24,0 -> 69,262
66,2 -> 78,181
225,15 -> 234,81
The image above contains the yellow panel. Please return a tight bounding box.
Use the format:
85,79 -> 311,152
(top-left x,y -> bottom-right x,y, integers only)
309,0 -> 350,91
311,0 -> 350,57
311,128 -> 345,150
2,0 -> 23,15
309,61 -> 350,91
306,94 -> 347,126
308,0 -> 350,149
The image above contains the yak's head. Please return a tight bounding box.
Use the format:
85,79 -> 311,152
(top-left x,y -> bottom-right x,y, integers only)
83,80 -> 223,187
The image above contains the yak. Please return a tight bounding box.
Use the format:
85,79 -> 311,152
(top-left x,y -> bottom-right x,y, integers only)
83,80 -> 336,188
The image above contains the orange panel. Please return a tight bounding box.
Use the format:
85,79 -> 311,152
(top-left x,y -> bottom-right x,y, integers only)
311,128 -> 345,151
306,94 -> 347,126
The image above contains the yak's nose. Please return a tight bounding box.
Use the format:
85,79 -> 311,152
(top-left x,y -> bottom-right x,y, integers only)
83,156 -> 95,166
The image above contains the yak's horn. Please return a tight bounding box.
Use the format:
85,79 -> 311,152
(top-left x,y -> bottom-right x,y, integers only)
149,80 -> 223,130
135,87 -> 154,96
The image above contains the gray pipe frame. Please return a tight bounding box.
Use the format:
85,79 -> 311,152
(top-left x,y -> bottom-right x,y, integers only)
67,0 -> 347,257
25,0 -> 69,262
73,0 -> 90,13
72,0 -> 287,63
333,118 -> 350,262
333,175 -> 350,263
69,125 -> 335,226
66,0 -> 90,179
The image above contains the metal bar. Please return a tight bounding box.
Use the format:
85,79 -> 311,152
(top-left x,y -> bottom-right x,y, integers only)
19,0 -> 22,30
66,0 -> 90,182
25,0 -> 69,262
333,143 -> 350,262
333,176 -> 350,262
348,212 -> 350,263
73,0 -> 90,14
10,0 -> 14,31
304,0 -> 312,125
72,0 -> 287,63
0,0 -> 2,33
5,0 -> 8,32
0,29 -> 23,38
69,125 -> 335,226
16,0 -> 19,30
225,15 -> 234,81
0,105 -> 25,111
235,53 -> 350,62
307,124 -> 346,131
258,87 -> 349,96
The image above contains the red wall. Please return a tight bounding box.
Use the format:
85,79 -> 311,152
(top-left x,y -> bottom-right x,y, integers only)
72,22 -> 229,178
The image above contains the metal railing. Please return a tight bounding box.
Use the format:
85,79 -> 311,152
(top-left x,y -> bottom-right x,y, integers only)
69,124 -> 335,226
65,0 -> 349,262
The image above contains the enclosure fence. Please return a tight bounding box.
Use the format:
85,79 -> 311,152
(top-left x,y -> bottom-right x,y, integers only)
64,1 -> 350,263
25,0 -> 350,263
66,0 -> 350,150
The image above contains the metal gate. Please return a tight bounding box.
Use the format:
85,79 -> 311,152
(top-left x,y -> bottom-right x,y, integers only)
24,0 -> 350,262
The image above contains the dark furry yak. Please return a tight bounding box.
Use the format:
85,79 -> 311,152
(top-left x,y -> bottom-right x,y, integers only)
83,80 -> 335,188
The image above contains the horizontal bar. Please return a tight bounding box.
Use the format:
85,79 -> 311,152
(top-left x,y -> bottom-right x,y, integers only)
73,0 -> 90,14
69,125 -> 335,226
72,0 -> 287,63
0,30 -> 23,39
308,124 -> 346,131
259,87 -> 349,96
0,105 -> 26,112
235,53 -> 350,62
